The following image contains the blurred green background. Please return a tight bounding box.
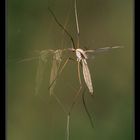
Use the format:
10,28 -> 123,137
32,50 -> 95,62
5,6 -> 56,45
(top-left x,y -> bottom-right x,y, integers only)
7,0 -> 133,140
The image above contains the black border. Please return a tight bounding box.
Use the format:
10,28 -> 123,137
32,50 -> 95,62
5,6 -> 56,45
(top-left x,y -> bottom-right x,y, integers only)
0,0 -> 6,139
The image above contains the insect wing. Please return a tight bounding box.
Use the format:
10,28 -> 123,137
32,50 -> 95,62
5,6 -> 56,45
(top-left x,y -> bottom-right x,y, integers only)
35,57 -> 46,95
85,46 -> 122,58
17,57 -> 38,63
49,57 -> 58,95
49,50 -> 62,95
82,59 -> 93,94
35,50 -> 51,95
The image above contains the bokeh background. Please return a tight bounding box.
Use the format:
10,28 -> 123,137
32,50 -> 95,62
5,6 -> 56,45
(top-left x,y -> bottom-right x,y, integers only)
7,0 -> 134,140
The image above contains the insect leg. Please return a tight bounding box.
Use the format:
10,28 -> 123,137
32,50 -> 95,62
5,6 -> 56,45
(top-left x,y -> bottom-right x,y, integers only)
69,86 -> 82,114
48,7 -> 76,49
52,93 -> 67,114
66,84 -> 82,140
17,57 -> 38,64
48,57 -> 72,91
82,90 -> 94,128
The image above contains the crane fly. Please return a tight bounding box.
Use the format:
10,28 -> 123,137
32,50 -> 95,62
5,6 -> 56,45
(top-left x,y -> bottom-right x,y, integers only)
17,0 -> 122,102
48,0 -> 122,98
48,0 -> 122,137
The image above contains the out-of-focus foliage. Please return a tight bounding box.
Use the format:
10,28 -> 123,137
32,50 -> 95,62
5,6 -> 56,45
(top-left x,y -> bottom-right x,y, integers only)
7,0 -> 133,140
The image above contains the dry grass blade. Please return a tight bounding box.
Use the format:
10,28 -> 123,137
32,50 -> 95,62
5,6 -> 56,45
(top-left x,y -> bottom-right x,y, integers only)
74,0 -> 79,35
49,50 -> 62,95
66,114 -> 70,140
17,57 -> 38,63
82,59 -> 93,94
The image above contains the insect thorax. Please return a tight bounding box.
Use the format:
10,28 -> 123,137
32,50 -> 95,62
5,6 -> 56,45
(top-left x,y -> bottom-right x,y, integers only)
76,49 -> 88,62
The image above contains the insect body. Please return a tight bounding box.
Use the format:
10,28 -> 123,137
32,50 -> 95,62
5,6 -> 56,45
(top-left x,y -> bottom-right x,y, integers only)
76,48 -> 88,62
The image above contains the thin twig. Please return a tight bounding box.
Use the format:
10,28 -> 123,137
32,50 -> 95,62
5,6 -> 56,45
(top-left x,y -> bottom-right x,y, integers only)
66,114 -> 70,140
74,0 -> 79,35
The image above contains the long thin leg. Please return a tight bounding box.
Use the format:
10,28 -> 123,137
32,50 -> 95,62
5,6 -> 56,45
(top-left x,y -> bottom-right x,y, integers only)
65,61 -> 82,140
48,7 -> 76,49
59,58 -> 70,74
69,61 -> 82,113
52,93 -> 67,114
49,55 -> 62,95
82,90 -> 94,128
65,61 -> 83,140
17,57 -> 38,63
69,85 -> 82,113
61,4 -> 72,50
65,84 -> 82,140
48,57 -> 71,90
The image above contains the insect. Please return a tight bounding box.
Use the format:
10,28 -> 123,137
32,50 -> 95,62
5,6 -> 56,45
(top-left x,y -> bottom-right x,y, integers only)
48,0 -> 122,100
48,1 -> 122,139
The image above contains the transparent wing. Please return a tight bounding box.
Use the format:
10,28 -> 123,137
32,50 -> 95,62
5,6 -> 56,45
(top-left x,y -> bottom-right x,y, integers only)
49,58 -> 59,95
49,50 -> 63,95
35,57 -> 46,95
17,57 -> 38,63
16,49 -> 53,63
85,46 -> 123,58
82,59 -> 93,94
35,50 -> 51,95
